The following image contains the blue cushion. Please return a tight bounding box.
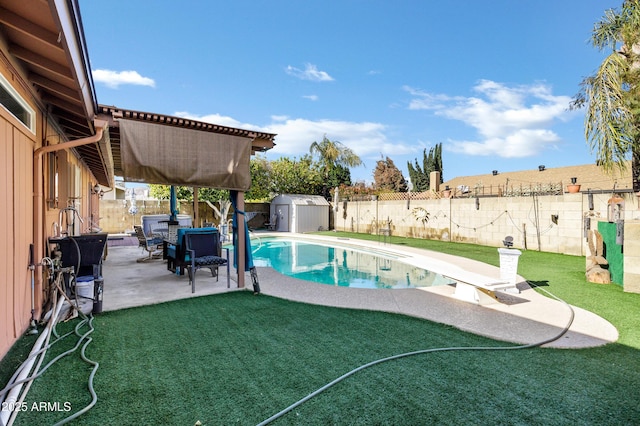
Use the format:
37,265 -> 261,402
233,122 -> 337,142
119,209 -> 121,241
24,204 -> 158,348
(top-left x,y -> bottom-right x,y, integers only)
148,237 -> 163,245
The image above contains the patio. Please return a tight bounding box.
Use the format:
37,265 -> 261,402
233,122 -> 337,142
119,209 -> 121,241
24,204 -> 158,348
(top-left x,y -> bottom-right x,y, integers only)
100,234 -> 618,349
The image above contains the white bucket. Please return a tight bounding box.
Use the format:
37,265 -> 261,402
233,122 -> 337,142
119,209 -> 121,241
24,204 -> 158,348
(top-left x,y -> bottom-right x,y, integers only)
75,276 -> 94,300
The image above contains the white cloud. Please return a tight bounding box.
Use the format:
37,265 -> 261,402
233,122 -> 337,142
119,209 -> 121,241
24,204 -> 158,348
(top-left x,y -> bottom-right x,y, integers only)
448,129 -> 560,158
174,111 -> 257,131
285,63 -> 334,82
175,112 -> 421,162
92,69 -> 155,89
263,118 -> 390,158
303,94 -> 319,101
404,80 -> 575,158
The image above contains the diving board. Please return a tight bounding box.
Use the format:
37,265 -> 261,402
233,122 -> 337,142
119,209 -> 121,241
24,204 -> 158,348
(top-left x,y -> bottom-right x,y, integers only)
445,270 -> 520,304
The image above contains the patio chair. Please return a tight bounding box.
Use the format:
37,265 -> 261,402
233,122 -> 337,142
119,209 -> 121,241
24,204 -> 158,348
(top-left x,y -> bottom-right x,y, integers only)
166,226 -> 217,274
265,213 -> 278,231
134,225 -> 163,262
184,231 -> 230,293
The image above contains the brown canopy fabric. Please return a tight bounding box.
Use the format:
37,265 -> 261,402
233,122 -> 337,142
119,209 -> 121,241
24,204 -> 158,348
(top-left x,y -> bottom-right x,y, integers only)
119,118 -> 253,190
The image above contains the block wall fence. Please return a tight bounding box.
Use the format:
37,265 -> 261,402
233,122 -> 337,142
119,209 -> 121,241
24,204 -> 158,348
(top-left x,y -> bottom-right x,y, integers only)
97,193 -> 640,293
97,199 -> 270,234
335,192 -> 640,293
333,192 -> 640,256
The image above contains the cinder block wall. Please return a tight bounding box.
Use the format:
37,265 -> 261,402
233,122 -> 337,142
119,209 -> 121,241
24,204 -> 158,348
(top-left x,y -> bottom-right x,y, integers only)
334,192 -> 639,257
97,194 -> 640,293
97,200 -> 269,234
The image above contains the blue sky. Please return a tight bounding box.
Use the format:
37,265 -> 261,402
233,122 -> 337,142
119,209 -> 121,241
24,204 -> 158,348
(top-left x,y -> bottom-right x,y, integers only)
80,0 -> 621,186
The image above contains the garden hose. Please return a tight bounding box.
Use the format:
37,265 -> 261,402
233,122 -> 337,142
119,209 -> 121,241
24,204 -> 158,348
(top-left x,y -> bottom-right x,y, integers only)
256,282 -> 575,426
0,259 -> 99,426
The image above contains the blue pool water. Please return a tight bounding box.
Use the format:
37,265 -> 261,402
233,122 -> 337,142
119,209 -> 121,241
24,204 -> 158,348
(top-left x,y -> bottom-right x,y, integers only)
250,237 -> 453,289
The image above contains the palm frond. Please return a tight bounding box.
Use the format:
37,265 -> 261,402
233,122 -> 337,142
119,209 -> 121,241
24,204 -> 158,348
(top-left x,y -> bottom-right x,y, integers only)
592,8 -> 625,51
583,52 -> 634,172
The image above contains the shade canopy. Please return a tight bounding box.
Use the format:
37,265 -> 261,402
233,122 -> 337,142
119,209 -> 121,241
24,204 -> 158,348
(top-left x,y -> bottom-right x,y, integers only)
119,118 -> 253,190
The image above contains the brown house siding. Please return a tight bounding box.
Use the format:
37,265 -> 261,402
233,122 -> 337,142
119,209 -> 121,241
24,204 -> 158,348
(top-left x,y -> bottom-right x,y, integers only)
0,113 -> 34,359
0,74 -> 97,360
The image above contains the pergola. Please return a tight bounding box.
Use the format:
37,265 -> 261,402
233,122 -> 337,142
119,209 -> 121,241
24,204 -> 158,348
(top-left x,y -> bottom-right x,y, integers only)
0,0 -> 275,335
96,105 -> 277,288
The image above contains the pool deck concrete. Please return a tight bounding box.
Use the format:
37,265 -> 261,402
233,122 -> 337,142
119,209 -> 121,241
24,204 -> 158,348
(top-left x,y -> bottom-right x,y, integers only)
100,233 -> 618,349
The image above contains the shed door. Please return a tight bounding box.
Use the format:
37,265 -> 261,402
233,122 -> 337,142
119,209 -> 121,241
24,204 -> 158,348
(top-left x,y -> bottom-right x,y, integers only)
276,204 -> 289,232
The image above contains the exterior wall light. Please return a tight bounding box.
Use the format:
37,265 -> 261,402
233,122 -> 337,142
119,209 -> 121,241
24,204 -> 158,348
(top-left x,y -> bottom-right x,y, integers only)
92,183 -> 104,198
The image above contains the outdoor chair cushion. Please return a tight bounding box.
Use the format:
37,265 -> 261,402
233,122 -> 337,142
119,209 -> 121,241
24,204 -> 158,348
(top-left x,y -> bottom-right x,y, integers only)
184,231 -> 229,293
194,255 -> 227,266
166,227 -> 218,274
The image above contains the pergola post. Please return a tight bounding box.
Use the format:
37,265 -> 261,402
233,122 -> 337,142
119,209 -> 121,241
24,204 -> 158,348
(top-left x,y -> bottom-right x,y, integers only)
237,191 -> 245,288
193,186 -> 199,226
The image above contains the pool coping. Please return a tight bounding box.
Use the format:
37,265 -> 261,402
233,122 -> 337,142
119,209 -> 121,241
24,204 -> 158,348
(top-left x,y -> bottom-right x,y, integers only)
251,232 -> 619,349
101,233 -> 618,349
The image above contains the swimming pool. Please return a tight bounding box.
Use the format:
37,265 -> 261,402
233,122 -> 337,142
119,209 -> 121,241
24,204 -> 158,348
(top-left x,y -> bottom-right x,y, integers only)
250,237 -> 454,289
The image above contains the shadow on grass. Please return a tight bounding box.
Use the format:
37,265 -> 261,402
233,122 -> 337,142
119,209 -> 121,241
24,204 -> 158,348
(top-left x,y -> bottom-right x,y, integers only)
527,279 -> 550,287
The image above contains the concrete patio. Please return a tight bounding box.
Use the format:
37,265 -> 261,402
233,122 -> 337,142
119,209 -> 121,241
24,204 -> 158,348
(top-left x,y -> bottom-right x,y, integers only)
99,234 -> 618,349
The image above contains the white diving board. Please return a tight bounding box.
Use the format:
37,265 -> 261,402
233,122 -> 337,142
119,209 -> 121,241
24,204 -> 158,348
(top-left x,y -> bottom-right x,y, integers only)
444,270 -> 520,304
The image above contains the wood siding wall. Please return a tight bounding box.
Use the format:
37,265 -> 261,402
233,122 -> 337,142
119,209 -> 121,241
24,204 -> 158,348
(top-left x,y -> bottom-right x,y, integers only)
0,114 -> 34,359
0,75 -> 98,360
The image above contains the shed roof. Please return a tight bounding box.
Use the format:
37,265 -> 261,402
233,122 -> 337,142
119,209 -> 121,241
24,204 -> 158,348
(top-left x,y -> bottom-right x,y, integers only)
273,194 -> 331,206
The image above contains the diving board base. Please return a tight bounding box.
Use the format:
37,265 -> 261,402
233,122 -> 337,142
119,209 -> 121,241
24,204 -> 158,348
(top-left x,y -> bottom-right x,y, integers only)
453,280 -> 519,305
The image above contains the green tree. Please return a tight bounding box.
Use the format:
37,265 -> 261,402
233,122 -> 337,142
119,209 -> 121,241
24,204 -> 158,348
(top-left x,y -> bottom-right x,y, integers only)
309,136 -> 362,179
374,156 -> 408,192
246,156 -> 272,201
309,135 -> 362,198
572,0 -> 640,190
148,185 -> 227,202
269,156 -> 323,195
327,164 -> 352,189
407,143 -> 443,191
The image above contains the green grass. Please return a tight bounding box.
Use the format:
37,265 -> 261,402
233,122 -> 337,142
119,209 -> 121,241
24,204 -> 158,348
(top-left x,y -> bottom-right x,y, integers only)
2,232 -> 640,425
321,231 -> 640,347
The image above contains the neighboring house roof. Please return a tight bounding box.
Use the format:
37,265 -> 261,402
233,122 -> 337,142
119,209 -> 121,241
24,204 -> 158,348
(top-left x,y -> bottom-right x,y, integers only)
441,162 -> 633,196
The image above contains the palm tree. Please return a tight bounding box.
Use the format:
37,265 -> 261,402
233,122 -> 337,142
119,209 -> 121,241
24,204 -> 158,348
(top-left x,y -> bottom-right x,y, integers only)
309,136 -> 363,199
309,135 -> 363,179
572,0 -> 640,190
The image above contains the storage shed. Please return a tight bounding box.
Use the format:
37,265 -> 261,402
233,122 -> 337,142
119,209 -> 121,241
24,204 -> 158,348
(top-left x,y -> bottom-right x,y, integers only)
270,194 -> 330,233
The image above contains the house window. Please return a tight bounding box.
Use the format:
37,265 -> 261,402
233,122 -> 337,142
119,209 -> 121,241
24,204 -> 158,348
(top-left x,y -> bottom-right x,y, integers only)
0,73 -> 35,133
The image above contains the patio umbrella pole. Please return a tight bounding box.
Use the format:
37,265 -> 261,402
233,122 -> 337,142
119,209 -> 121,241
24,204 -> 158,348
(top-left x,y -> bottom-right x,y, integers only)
170,186 -> 177,221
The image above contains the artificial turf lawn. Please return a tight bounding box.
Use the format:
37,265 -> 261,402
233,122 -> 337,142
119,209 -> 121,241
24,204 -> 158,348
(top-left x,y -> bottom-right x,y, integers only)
322,231 -> 640,347
2,233 -> 640,425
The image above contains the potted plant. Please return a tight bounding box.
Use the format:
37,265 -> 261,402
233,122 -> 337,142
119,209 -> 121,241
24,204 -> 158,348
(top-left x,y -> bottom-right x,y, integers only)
567,177 -> 581,193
